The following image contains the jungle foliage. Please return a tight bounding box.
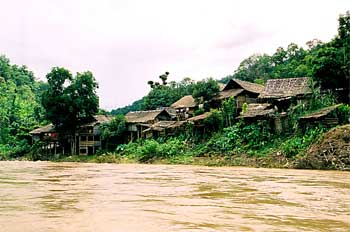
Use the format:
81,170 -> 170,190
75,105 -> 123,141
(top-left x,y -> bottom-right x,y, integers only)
1,12 -> 349,161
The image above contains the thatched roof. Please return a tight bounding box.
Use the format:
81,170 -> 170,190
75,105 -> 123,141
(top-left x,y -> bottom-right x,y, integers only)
30,115 -> 114,134
213,89 -> 244,100
218,82 -> 226,91
81,115 -> 114,127
259,77 -> 311,99
223,79 -> 264,94
159,107 -> 177,118
187,112 -> 211,122
29,124 -> 55,134
300,104 -> 343,120
146,121 -> 185,132
237,103 -> 275,119
125,109 -> 169,123
171,95 -> 197,109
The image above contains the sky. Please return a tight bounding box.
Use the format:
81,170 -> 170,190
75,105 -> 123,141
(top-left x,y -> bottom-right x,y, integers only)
0,0 -> 348,110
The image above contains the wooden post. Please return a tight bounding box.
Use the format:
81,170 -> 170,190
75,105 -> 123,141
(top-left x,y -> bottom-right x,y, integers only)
78,135 -> 81,156
93,135 -> 95,154
54,142 -> 57,156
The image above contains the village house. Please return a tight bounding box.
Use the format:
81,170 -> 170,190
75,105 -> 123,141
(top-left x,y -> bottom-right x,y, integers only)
125,109 -> 172,141
211,79 -> 264,113
242,77 -> 312,133
29,115 -> 113,155
237,103 -> 276,121
258,77 -> 311,111
186,111 -> 212,135
142,121 -> 185,139
235,103 -> 289,133
170,95 -> 198,120
29,124 -> 59,154
77,115 -> 113,155
299,104 -> 348,130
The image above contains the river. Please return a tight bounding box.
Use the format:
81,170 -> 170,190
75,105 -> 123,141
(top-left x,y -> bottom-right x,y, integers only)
0,161 -> 349,232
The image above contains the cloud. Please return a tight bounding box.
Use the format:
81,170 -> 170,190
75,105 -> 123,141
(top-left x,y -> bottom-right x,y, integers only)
0,0 -> 348,109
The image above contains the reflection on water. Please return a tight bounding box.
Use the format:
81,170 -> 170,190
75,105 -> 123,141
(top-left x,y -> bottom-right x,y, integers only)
0,161 -> 349,232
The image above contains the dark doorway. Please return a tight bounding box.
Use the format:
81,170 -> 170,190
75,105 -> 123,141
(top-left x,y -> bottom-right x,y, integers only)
88,146 -> 93,155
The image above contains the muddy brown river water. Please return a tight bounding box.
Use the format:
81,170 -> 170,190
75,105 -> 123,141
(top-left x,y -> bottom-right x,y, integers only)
0,161 -> 349,232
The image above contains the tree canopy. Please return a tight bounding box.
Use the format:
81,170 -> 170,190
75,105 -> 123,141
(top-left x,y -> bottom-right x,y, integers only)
42,67 -> 99,131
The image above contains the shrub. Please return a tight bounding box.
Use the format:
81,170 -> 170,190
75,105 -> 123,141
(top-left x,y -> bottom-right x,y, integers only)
118,138 -> 188,162
281,126 -> 325,157
337,104 -> 350,124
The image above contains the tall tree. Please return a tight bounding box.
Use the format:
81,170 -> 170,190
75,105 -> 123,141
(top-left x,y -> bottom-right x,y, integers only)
192,78 -> 220,103
42,67 -> 99,154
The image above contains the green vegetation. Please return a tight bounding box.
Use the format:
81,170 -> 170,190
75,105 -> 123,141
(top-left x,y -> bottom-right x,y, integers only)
0,12 -> 349,170
0,55 -> 46,159
42,67 -> 99,131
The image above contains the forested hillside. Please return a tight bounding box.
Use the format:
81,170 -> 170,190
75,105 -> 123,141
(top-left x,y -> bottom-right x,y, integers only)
0,56 -> 47,157
112,11 -> 350,115
0,12 -> 349,162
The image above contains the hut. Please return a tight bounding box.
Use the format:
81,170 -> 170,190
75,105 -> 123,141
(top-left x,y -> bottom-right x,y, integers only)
77,115 -> 113,155
30,124 -> 56,142
186,112 -> 211,124
29,124 -> 61,154
29,115 -> 114,155
299,104 -> 348,130
236,103 -> 291,134
170,95 -> 198,120
125,109 -> 172,141
259,77 -> 311,111
211,79 -> 264,112
186,112 -> 212,135
237,103 -> 275,120
142,121 -> 185,139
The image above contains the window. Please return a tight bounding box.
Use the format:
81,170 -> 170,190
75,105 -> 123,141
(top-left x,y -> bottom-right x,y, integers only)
88,136 -> 94,141
80,136 -> 87,141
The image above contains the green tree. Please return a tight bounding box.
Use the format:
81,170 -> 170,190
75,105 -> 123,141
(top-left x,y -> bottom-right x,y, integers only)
234,54 -> 273,82
221,97 -> 236,127
192,78 -> 220,103
100,115 -> 126,150
204,110 -> 224,133
0,55 -> 42,157
42,67 -> 99,154
143,85 -> 180,110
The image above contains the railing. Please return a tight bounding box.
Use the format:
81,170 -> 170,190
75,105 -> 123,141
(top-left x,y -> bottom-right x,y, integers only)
80,141 -> 101,146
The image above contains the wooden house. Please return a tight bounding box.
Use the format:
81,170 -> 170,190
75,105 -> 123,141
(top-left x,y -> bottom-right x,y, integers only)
125,109 -> 172,141
299,104 -> 349,130
237,103 -> 275,120
170,95 -> 198,120
211,79 -> 264,113
259,77 -> 311,111
77,115 -> 113,155
29,124 -> 61,154
29,115 -> 113,155
236,103 -> 291,134
142,121 -> 185,139
186,112 -> 212,135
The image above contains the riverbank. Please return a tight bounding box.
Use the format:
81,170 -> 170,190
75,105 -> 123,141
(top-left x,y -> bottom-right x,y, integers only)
7,125 -> 350,171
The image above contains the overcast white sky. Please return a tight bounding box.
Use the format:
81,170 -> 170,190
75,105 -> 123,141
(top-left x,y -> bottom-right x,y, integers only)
0,0 -> 348,109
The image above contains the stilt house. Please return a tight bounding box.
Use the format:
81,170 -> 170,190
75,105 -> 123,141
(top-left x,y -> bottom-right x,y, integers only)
29,115 -> 113,155
125,109 -> 172,141
171,95 -> 198,120
211,79 -> 264,113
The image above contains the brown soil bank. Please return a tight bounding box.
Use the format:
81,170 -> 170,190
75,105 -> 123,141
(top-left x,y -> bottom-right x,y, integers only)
295,124 -> 350,170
